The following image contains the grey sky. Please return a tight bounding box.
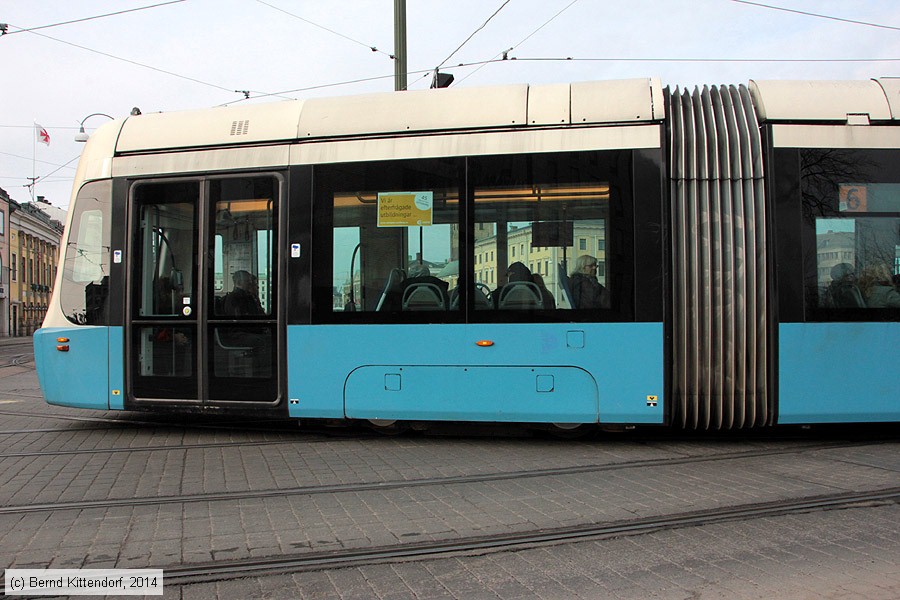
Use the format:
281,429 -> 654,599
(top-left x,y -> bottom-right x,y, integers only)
2,0 -> 899,208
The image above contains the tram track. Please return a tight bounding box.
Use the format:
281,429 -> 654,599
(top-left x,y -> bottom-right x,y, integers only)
0,353 -> 34,369
0,439 -> 891,516
52,487 -> 900,589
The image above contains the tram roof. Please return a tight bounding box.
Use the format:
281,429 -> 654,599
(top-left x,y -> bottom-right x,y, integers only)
749,79 -> 899,122
89,77 -> 900,159
113,78 -> 665,153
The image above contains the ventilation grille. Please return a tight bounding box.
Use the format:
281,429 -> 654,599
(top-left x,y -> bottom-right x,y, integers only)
668,85 -> 772,429
230,120 -> 250,136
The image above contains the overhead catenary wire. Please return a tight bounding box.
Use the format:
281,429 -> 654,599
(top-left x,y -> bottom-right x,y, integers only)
32,156 -> 80,184
0,151 -> 79,169
0,1 -> 186,36
254,0 -> 394,58
730,0 -> 900,33
224,52 -> 900,105
434,0 -> 512,71
6,24 -> 239,94
510,55 -> 900,63
4,21 -> 292,101
454,0 -> 581,86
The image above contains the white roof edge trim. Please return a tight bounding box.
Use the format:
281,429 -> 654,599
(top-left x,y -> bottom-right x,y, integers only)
112,125 -> 662,178
770,124 -> 900,149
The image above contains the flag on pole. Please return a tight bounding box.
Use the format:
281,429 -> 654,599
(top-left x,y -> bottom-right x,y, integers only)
35,123 -> 50,146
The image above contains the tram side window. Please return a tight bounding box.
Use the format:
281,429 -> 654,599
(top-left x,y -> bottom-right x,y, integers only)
323,159 -> 460,315
60,180 -> 112,325
470,152 -> 629,319
211,177 -> 277,318
802,149 -> 900,318
815,217 -> 900,311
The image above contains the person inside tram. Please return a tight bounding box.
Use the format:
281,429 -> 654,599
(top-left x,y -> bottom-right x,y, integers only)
859,263 -> 900,308
569,254 -> 609,309
218,270 -> 270,376
823,262 -> 866,308
223,270 -> 264,316
493,261 -> 542,309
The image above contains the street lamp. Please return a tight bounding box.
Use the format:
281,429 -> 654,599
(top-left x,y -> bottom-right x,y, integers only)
75,113 -> 114,142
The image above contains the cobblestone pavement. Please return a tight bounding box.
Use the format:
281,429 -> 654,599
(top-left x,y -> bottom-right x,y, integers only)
0,347 -> 897,599
181,503 -> 900,600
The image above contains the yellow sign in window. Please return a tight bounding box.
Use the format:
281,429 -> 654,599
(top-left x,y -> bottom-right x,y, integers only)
377,192 -> 433,227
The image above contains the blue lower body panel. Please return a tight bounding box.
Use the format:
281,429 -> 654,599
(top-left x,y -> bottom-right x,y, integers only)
287,323 -> 664,424
779,322 -> 900,423
345,365 -> 598,422
34,326 -> 112,410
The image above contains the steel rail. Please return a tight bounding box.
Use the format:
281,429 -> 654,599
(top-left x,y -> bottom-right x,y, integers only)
128,487 -> 900,587
0,439 -> 888,516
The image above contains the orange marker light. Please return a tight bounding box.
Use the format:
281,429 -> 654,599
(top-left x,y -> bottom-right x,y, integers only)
56,345 -> 70,352
475,340 -> 494,347
56,337 -> 70,343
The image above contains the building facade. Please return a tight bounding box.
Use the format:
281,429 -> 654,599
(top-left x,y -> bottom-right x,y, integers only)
474,222 -> 607,308
9,197 -> 65,336
0,189 -> 9,336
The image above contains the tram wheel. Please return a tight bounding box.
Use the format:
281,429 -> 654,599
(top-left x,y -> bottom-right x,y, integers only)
547,423 -> 595,439
367,419 -> 411,435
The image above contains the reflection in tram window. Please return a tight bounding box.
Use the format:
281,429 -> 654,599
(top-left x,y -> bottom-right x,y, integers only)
325,159 -> 460,313
60,180 -> 111,325
802,150 -> 900,317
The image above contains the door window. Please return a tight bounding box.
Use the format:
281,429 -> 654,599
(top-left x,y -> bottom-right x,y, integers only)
131,181 -> 199,399
207,176 -> 278,401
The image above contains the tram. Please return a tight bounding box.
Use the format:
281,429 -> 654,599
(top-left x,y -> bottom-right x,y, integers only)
35,77 -> 900,430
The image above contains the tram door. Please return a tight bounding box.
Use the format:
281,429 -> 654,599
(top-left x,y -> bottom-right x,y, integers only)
128,177 -> 279,405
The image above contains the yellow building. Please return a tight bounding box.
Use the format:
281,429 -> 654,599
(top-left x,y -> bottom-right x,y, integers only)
0,188 -> 9,336
9,198 -> 64,336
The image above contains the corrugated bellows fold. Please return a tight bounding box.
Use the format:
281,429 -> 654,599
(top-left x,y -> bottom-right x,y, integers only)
668,85 -> 772,429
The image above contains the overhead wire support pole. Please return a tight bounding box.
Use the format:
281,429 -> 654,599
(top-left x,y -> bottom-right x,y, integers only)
394,0 -> 407,91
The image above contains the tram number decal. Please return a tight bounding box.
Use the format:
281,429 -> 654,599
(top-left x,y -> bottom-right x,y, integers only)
839,184 -> 867,213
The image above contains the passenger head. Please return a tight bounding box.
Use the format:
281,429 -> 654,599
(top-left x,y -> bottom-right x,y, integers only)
233,270 -> 256,289
860,264 -> 892,285
572,255 -> 599,277
830,263 -> 856,282
859,264 -> 891,298
408,263 -> 431,278
533,273 -> 546,288
506,261 -> 532,283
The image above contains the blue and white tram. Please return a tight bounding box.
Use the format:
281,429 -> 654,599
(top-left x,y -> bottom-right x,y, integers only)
34,77 -> 900,429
